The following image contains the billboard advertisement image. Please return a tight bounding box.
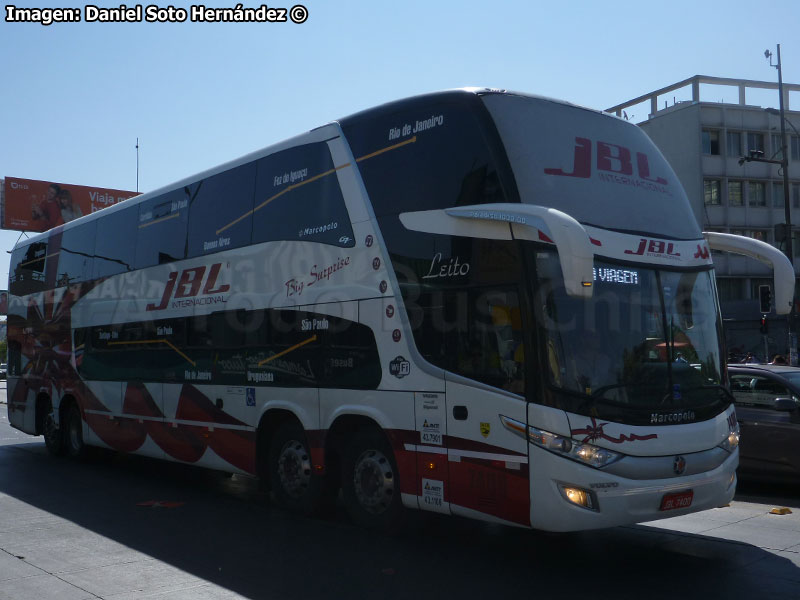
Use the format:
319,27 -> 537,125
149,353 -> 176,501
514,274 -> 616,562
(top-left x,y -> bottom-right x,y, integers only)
2,177 -> 138,232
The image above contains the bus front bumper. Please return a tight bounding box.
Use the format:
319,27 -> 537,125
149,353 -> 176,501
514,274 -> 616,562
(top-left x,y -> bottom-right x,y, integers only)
528,444 -> 738,532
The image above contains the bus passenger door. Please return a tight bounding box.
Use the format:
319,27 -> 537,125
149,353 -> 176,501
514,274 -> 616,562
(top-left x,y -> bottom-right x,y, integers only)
443,295 -> 531,527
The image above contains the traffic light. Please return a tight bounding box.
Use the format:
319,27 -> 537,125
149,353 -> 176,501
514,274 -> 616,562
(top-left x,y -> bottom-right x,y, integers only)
759,284 -> 772,313
760,315 -> 768,334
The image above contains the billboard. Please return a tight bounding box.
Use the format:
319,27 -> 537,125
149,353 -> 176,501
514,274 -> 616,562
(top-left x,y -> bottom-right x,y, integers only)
2,177 -> 138,232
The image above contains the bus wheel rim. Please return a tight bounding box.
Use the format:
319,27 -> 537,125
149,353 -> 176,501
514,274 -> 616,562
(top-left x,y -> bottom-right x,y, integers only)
69,414 -> 81,451
44,413 -> 58,444
353,449 -> 394,514
277,440 -> 311,498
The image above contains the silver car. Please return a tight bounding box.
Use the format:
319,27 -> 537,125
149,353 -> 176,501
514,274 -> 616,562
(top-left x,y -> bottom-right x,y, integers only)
728,364 -> 800,481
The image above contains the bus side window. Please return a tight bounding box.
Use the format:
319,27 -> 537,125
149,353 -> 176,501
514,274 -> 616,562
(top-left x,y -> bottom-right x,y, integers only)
57,220 -> 97,285
94,207 -> 138,279
408,285 -> 525,394
245,310 -> 319,387
135,189 -> 190,269
318,314 -> 382,389
10,241 -> 49,296
342,97 -> 512,218
448,287 -> 525,394
251,143 -> 355,248
402,289 -> 448,366
187,162 -> 258,258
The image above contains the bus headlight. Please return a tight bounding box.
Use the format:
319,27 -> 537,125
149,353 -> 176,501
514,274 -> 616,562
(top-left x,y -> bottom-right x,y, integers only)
528,425 -> 622,469
718,421 -> 740,453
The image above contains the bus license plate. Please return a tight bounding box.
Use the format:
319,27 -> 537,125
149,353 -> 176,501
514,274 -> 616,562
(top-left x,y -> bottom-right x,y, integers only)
660,490 -> 693,511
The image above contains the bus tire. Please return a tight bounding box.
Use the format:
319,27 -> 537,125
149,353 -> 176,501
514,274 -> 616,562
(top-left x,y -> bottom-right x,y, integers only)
42,401 -> 66,457
341,431 -> 403,531
65,403 -> 86,458
269,421 -> 331,516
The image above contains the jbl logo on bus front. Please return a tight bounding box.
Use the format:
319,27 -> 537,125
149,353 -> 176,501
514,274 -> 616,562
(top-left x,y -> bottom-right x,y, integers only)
544,137 -> 668,184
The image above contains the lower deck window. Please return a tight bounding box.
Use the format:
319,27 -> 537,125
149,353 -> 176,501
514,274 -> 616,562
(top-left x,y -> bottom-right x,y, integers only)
77,309 -> 382,389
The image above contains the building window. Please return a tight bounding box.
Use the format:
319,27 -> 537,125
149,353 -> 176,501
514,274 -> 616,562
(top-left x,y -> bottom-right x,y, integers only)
748,181 -> 766,207
792,136 -> 800,161
702,130 -> 720,155
773,182 -> 786,208
731,228 -> 769,243
792,231 -> 800,258
747,132 -> 765,154
703,179 -> 721,205
727,131 -> 742,157
728,180 -> 744,206
794,183 -> 800,209
715,277 -> 744,302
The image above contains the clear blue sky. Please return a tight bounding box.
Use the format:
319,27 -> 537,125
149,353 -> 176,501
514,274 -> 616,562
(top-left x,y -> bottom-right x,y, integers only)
2,0 -> 800,286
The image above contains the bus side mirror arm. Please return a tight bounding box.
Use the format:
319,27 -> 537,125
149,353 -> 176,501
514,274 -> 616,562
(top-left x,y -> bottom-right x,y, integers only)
703,231 -> 795,315
399,203 -> 594,298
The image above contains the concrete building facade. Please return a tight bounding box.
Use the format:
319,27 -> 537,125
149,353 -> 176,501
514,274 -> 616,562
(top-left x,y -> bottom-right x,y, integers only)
608,76 -> 800,361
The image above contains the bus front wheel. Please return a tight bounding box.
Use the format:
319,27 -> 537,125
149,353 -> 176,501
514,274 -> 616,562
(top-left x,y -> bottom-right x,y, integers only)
268,421 -> 331,515
341,431 -> 402,530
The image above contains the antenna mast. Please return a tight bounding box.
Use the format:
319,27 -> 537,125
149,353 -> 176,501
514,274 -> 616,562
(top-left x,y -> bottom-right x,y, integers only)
136,137 -> 140,193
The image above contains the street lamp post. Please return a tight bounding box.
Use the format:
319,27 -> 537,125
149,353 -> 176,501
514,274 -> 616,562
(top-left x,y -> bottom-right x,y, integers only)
740,45 -> 794,363
767,45 -> 793,266
772,45 -> 796,365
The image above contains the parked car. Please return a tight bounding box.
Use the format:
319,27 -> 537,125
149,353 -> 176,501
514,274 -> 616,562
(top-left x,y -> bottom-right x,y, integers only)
728,364 -> 800,481
0,363 -> 6,380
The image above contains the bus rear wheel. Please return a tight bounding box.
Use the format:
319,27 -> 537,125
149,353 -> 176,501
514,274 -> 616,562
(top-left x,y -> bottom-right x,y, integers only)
269,421 -> 331,516
341,431 -> 402,530
42,402 -> 66,457
65,403 -> 86,458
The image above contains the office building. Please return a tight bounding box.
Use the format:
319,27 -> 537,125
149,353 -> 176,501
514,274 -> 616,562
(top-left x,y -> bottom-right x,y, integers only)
608,75 -> 800,359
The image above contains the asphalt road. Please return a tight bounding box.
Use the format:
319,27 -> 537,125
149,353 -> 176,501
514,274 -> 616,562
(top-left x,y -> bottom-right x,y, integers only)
0,380 -> 798,600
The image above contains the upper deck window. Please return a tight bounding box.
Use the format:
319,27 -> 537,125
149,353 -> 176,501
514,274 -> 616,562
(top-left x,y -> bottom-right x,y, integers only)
136,189 -> 189,269
251,142 -> 354,248
341,95 -> 513,218
10,241 -> 49,296
187,161 -> 257,258
93,206 -> 138,279
55,221 -> 97,285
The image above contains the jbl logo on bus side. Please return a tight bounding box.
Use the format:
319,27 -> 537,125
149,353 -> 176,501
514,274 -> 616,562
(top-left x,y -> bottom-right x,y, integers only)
146,263 -> 230,311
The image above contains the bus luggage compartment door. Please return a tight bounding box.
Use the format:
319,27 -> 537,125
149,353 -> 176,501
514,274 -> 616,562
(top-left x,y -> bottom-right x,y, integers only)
445,379 -> 530,526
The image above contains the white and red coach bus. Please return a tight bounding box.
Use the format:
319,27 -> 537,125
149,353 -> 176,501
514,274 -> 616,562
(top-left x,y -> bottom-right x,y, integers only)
7,89 -> 794,531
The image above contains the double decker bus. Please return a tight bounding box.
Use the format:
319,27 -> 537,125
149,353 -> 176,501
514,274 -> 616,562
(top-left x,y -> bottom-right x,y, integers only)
7,89 -> 794,531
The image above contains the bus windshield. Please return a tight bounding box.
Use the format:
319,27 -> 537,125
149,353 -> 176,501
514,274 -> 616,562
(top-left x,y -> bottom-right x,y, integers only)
534,249 -> 726,419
